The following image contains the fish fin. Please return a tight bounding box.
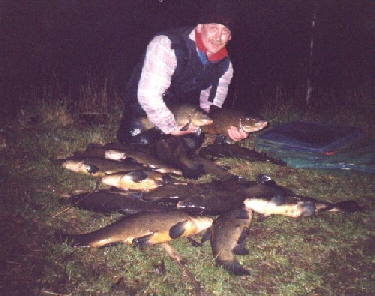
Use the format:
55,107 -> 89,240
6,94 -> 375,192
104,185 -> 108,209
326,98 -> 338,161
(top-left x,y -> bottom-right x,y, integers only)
331,201 -> 362,213
187,237 -> 202,247
127,191 -> 144,199
235,210 -> 251,220
234,229 -> 250,255
87,164 -> 100,174
180,123 -> 190,131
216,259 -> 251,276
213,134 -> 227,145
129,171 -> 148,182
57,232 -> 91,247
270,195 -> 285,206
201,229 -> 211,244
233,241 -> 249,256
169,221 -> 187,239
162,174 -> 174,185
132,234 -> 154,247
299,201 -> 316,216
181,163 -> 205,179
256,174 -> 276,186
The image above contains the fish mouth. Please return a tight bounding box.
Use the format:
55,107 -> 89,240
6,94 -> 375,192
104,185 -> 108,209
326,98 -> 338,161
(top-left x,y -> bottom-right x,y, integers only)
240,120 -> 268,133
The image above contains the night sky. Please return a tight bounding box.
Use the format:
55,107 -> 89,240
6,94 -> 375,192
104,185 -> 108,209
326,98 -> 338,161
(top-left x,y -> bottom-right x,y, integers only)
1,0 -> 374,119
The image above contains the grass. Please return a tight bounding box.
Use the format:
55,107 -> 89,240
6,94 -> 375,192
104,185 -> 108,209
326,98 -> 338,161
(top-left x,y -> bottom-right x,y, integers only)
1,92 -> 375,295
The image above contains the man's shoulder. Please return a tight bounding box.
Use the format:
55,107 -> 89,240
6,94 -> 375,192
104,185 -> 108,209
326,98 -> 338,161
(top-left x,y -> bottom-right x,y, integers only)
155,26 -> 194,39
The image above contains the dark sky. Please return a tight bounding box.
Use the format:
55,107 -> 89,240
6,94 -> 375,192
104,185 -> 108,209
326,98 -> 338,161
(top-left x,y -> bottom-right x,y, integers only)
1,0 -> 374,117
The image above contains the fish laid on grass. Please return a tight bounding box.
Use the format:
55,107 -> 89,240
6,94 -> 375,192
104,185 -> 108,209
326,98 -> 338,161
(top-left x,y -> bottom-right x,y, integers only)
244,196 -> 362,218
64,189 -> 172,214
176,190 -> 247,216
199,143 -> 287,166
115,148 -> 183,175
176,180 -> 291,216
101,170 -> 183,192
205,209 -> 253,276
61,157 -> 145,177
72,143 -> 184,175
60,210 -> 213,248
141,179 -> 257,203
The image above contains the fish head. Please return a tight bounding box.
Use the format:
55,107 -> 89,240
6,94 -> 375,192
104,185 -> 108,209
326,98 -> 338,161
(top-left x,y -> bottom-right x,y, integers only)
239,117 -> 268,133
62,160 -> 98,175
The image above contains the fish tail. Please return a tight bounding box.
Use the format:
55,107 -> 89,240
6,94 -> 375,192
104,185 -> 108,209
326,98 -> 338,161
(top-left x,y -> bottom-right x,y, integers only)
56,231 -> 91,247
216,259 -> 251,276
330,201 -> 362,213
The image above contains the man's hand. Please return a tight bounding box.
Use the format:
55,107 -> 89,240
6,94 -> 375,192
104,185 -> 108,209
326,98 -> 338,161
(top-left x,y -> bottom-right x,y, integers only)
170,124 -> 199,136
227,126 -> 248,141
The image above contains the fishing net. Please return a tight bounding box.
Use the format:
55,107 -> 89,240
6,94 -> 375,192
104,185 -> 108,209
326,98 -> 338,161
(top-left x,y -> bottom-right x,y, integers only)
255,121 -> 375,173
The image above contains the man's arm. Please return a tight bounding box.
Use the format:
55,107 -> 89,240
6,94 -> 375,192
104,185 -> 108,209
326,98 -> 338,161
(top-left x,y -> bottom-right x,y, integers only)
137,35 -> 178,134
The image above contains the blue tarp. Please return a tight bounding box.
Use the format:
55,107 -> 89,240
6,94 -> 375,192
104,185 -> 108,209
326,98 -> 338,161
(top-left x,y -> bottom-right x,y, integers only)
255,121 -> 375,173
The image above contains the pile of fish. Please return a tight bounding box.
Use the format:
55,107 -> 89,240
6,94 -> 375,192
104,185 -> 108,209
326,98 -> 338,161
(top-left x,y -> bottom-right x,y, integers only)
58,107 -> 362,276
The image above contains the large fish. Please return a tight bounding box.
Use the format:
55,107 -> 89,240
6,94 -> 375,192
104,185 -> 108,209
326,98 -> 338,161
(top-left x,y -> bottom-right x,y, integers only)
176,178 -> 293,216
244,195 -> 362,218
73,143 -> 183,175
140,104 -> 213,131
199,143 -> 287,166
142,179 -> 257,203
207,209 -> 253,276
60,210 -> 213,248
242,174 -> 362,217
116,148 -> 183,175
64,189 -> 172,214
155,136 -> 242,180
202,108 -> 268,140
101,170 -> 182,192
61,157 -> 145,177
176,189 -> 247,216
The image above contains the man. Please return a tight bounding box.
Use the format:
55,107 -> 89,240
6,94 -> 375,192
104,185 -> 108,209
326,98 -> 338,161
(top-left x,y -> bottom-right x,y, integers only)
117,1 -> 248,145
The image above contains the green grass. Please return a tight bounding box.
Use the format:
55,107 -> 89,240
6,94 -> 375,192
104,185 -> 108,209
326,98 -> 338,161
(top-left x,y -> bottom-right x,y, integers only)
1,99 -> 375,295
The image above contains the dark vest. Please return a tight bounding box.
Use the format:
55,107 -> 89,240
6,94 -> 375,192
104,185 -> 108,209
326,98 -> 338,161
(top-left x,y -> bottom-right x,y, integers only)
125,27 -> 230,118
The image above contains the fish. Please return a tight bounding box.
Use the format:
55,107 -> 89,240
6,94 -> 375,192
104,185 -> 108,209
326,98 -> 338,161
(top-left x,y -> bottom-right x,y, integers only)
175,179 -> 294,216
208,209 -> 253,276
198,143 -> 287,166
244,195 -> 362,218
142,179 -> 257,203
61,156 -> 145,177
176,189 -> 247,216
60,210 -> 213,248
116,148 -> 183,175
201,107 -> 268,140
140,104 -> 213,131
73,143 -> 184,175
155,136 -> 243,180
242,174 -> 362,217
101,170 -> 181,192
64,189 -> 172,214
155,136 -> 205,179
